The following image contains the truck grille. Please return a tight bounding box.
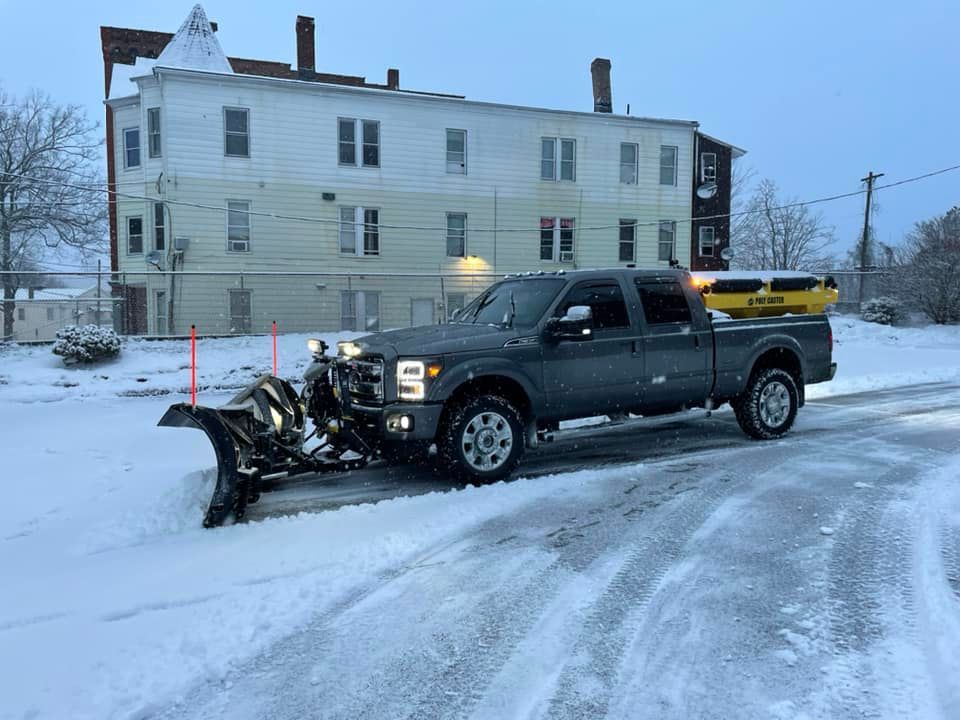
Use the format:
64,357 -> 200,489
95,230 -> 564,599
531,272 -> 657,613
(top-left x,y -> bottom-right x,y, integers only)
345,357 -> 384,406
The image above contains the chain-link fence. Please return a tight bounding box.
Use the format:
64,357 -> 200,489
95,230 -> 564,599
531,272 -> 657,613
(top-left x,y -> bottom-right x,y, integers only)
1,268 -> 891,341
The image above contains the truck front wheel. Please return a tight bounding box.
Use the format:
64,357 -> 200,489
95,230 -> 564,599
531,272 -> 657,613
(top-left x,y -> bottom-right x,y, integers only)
733,367 -> 799,440
438,395 -> 524,482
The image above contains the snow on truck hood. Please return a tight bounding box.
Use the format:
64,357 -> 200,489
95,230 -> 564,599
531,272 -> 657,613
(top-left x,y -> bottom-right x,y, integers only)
351,323 -> 515,357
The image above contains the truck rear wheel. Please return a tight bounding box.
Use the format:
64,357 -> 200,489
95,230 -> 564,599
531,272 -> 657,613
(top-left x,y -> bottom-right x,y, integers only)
733,367 -> 799,440
438,395 -> 524,482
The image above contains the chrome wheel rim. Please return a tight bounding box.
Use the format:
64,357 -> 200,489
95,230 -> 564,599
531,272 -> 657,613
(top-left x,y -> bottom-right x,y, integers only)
759,380 -> 791,427
461,411 -> 513,471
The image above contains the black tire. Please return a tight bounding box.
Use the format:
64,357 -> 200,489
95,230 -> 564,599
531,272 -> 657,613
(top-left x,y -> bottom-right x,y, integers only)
438,395 -> 525,482
733,367 -> 799,440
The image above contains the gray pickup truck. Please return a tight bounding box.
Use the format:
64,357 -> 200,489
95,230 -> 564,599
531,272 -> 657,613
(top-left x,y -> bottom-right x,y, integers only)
330,267 -> 836,480
162,267 -> 836,526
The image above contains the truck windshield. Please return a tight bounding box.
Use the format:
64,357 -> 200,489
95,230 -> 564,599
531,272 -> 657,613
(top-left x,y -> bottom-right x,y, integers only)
455,278 -> 565,328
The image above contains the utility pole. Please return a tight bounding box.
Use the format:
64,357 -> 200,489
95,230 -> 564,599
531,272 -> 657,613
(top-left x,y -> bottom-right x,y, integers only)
858,170 -> 884,306
95,259 -> 102,327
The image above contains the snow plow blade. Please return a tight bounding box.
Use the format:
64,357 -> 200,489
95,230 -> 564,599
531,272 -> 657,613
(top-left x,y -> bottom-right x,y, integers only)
158,375 -> 306,528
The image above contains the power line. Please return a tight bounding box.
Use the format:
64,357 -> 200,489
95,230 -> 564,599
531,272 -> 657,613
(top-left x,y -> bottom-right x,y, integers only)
4,162 -> 960,234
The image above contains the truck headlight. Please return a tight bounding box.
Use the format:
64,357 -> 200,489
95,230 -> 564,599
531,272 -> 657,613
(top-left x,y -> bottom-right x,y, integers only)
398,359 -> 442,401
337,341 -> 363,358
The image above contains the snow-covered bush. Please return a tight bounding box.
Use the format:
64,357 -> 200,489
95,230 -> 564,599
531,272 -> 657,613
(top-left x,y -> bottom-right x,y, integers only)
52,325 -> 122,365
861,297 -> 901,325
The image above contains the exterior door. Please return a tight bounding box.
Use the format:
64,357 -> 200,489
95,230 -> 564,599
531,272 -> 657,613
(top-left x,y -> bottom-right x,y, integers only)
411,298 -> 434,327
542,278 -> 643,418
633,279 -> 710,410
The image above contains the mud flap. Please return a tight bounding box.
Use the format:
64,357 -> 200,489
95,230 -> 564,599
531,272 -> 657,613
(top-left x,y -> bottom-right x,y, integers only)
158,404 -> 247,528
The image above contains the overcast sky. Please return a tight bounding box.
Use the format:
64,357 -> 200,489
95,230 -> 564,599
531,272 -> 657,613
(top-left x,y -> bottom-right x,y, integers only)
1,0 -> 956,262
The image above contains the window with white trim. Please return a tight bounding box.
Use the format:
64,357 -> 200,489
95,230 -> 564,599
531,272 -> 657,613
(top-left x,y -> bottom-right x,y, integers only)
541,137 -> 575,181
699,226 -> 716,257
127,216 -> 143,254
224,108 -> 249,157
620,143 -> 638,184
338,118 -> 379,167
46,307 -> 54,321
340,290 -> 380,331
446,129 -> 466,174
339,206 -> 380,256
154,202 -> 165,251
155,290 -> 168,335
658,220 -> 676,262
618,219 -> 636,262
659,145 -> 678,186
229,289 -> 252,333
701,152 -> 717,183
540,217 -> 576,262
123,128 -> 140,168
227,200 -> 251,252
446,213 -> 466,257
147,108 -> 161,158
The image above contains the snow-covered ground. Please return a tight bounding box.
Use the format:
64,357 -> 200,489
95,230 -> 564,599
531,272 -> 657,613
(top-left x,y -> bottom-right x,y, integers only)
0,317 -> 958,720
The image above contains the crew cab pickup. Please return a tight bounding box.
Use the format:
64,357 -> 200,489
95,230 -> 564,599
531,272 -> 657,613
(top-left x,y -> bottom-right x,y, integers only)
333,268 -> 836,481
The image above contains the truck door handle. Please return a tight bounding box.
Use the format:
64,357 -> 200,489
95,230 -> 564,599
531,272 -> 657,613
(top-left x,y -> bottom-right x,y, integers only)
694,335 -> 701,350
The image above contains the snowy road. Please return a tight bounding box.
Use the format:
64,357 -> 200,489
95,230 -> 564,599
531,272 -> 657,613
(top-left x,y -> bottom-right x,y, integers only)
156,382 -> 960,720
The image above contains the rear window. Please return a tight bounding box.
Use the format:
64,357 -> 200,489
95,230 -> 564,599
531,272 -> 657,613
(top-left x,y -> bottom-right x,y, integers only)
635,281 -> 692,325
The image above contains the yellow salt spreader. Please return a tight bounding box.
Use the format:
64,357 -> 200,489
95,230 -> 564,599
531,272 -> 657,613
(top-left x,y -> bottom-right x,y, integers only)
691,272 -> 839,319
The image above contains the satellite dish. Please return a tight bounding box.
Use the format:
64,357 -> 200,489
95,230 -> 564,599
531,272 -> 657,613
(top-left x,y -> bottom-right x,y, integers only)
145,250 -> 164,268
720,247 -> 735,262
696,182 -> 718,200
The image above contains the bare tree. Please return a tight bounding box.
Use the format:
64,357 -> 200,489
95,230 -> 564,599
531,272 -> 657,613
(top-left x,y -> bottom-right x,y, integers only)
729,161 -> 756,255
898,207 -> 960,324
731,179 -> 836,271
0,87 -> 106,341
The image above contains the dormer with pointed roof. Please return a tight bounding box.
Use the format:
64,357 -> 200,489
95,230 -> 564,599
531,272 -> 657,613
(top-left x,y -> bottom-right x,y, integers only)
155,4 -> 232,73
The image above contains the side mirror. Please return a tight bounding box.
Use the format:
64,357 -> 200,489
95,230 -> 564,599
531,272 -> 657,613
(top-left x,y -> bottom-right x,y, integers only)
547,305 -> 594,341
449,308 -> 461,321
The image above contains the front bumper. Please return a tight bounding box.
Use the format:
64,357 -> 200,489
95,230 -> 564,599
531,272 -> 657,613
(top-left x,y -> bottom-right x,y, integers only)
344,401 -> 444,443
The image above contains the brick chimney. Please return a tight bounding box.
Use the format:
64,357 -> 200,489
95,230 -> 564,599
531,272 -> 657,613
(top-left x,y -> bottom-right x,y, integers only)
591,58 -> 612,113
296,15 -> 315,74
387,68 -> 399,90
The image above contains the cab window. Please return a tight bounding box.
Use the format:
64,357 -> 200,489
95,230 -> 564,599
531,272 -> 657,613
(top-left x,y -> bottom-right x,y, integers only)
635,281 -> 692,325
556,281 -> 630,329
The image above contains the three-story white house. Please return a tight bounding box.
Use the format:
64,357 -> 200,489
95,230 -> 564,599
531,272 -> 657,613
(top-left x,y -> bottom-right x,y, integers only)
103,5 -> 740,335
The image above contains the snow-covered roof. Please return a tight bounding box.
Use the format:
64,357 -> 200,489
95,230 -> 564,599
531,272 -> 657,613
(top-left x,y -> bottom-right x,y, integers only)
108,57 -> 158,100
14,287 -> 96,301
155,4 -> 232,74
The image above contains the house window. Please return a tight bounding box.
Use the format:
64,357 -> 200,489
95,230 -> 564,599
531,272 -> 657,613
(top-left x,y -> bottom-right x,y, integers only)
618,219 -> 636,262
123,128 -> 140,168
659,145 -> 678,186
154,202 -> 165,251
340,290 -> 380,332
127,217 -> 143,254
224,108 -> 250,157
701,152 -> 717,183
17,308 -> 25,321
229,290 -> 252,333
446,213 -> 466,257
446,293 -> 465,320
46,307 -> 55,321
446,129 -> 466,174
147,108 -> 161,158
658,220 -> 676,262
339,207 -> 380,256
620,143 -> 638,184
338,118 -> 379,167
155,290 -> 168,335
541,137 -> 575,181
699,226 -> 716,257
540,217 -> 575,263
227,200 -> 251,252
